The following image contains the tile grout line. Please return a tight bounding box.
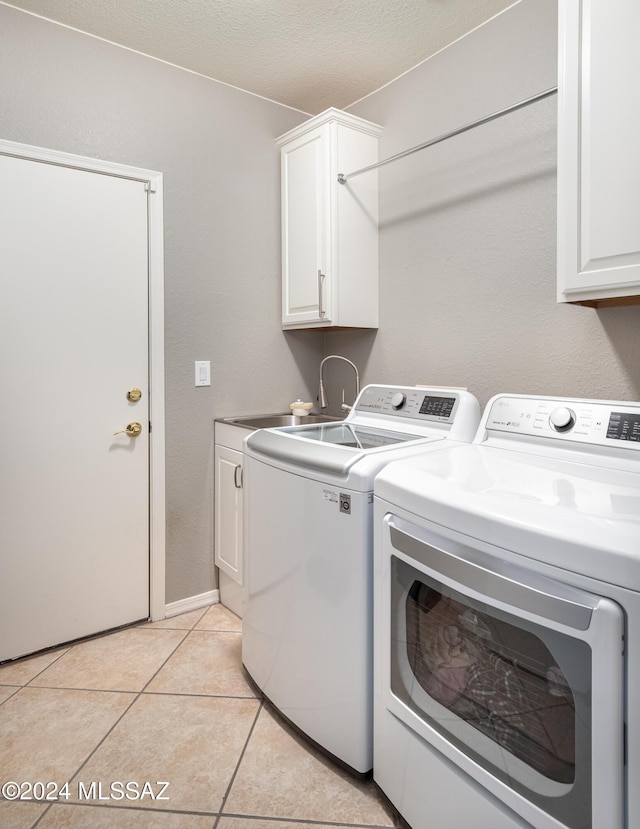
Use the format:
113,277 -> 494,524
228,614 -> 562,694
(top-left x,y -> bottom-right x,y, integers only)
142,688 -> 256,700
28,800 -> 51,829
136,627 -> 249,702
6,612 -> 394,829
140,604 -> 209,632
4,684 -> 255,701
7,626 -> 181,829
27,616 -> 208,828
23,797 -> 394,828
2,607 -> 181,686
6,611 -> 239,829
3,621 -> 197,692
217,812 -> 399,829
0,685 -> 22,707
137,625 -> 197,693
212,698 -> 265,829
1,645 -> 71,689
10,627 -> 193,696
28,798 -> 220,820
27,685 -> 141,829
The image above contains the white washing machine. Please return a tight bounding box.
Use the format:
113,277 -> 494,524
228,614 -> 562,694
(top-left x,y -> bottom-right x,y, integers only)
373,393 -> 640,829
242,384 -> 480,774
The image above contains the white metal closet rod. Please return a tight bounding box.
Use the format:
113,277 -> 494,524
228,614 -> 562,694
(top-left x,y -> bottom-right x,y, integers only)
337,86 -> 558,184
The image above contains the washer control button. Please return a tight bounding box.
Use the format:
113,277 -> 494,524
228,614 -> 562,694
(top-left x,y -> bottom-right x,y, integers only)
391,392 -> 407,410
549,407 -> 576,432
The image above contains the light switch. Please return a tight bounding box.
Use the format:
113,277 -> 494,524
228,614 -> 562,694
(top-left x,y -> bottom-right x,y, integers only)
195,361 -> 211,387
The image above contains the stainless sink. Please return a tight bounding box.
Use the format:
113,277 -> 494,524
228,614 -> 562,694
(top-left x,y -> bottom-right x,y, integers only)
223,413 -> 342,430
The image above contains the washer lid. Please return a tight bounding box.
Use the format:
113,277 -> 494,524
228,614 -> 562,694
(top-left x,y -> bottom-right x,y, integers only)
246,423 -> 440,476
280,422 -> 421,448
376,443 -> 640,589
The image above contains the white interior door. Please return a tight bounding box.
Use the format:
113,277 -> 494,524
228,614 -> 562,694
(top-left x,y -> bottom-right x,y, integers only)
0,152 -> 151,661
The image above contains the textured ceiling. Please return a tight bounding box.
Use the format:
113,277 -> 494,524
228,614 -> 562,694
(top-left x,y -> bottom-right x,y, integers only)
5,0 -> 515,114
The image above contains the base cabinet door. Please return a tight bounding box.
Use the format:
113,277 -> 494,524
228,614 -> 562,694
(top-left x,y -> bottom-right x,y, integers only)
557,0 -> 640,306
278,108 -> 381,329
214,444 -> 243,585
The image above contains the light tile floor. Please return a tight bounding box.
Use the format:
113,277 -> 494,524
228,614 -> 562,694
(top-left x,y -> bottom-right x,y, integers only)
0,605 -> 397,829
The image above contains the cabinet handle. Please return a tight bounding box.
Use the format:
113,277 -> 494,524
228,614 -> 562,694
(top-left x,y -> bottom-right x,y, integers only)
318,269 -> 326,318
234,464 -> 243,489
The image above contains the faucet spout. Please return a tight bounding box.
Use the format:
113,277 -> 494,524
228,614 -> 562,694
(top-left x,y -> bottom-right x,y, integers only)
318,355 -> 360,411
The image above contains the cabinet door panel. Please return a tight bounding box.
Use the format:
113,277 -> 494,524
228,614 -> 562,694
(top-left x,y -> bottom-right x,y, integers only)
215,445 -> 243,583
558,0 -> 640,304
281,128 -> 330,325
586,1 -> 639,262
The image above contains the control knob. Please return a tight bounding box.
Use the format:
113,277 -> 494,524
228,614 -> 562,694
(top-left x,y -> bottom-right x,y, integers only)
549,406 -> 575,432
391,392 -> 407,410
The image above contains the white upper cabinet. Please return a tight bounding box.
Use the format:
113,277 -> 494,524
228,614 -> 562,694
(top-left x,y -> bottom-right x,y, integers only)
278,109 -> 381,329
557,0 -> 640,306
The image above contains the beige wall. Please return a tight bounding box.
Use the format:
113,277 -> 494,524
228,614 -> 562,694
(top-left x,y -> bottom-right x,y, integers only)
0,4 -> 318,604
333,0 -> 640,410
3,0 -> 640,606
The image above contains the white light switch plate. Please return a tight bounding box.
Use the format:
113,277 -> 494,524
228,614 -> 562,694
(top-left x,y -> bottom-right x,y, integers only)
195,360 -> 211,387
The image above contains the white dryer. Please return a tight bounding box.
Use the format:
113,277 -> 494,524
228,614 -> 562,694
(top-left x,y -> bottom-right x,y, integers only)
242,384 -> 480,774
374,394 -> 640,829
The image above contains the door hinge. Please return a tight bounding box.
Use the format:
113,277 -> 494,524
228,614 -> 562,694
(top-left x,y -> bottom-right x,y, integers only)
144,181 -> 157,193
149,421 -> 152,433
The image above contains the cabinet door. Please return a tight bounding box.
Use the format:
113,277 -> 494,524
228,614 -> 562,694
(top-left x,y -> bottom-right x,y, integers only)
214,445 -> 243,584
281,125 -> 332,326
558,0 -> 640,305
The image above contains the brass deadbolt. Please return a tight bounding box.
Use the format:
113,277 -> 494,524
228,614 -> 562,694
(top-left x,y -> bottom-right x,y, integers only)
127,387 -> 143,402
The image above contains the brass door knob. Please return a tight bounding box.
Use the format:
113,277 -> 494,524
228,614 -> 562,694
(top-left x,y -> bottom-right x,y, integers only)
114,422 -> 143,437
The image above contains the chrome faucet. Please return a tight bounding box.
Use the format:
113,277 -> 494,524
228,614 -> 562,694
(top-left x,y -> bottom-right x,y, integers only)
318,355 -> 360,412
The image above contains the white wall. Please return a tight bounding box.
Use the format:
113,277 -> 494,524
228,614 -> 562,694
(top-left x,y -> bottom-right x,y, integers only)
331,0 -> 640,410
0,3 -> 319,604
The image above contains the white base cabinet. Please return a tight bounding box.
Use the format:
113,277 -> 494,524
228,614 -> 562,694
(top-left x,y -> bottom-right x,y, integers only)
214,422 -> 247,618
278,108 -> 381,329
557,0 -> 640,306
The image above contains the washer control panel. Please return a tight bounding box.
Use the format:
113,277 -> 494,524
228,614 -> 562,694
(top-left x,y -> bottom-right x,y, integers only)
486,395 -> 640,448
355,385 -> 459,422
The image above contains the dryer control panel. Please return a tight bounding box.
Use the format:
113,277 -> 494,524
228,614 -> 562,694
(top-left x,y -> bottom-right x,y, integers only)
485,395 -> 640,449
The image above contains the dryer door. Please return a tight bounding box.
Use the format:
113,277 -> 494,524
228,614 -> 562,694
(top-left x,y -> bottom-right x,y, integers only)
380,514 -> 624,829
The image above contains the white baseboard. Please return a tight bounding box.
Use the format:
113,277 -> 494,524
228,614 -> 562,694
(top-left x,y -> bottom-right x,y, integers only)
162,589 -> 219,619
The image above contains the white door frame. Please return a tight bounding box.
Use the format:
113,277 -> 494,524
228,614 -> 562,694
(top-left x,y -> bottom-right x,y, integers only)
0,139 -> 166,622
